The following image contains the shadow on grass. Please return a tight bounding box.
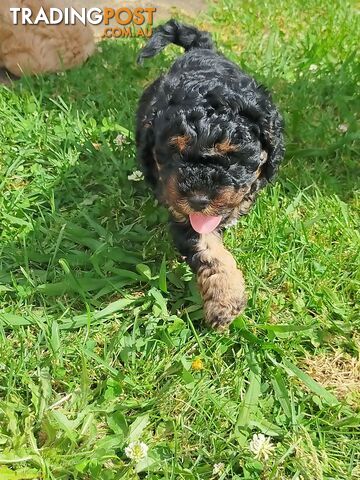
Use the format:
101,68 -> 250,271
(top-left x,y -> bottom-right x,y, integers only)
0,40 -> 186,318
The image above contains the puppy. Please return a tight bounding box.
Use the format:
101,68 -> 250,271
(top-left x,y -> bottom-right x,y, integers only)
136,20 -> 285,330
0,0 -> 95,76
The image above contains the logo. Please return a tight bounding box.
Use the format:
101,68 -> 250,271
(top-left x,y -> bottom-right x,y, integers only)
9,7 -> 156,38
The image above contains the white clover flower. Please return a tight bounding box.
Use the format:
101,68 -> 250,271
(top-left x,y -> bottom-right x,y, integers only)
128,170 -> 144,182
212,462 -> 225,476
351,464 -> 360,478
114,133 -> 126,146
125,441 -> 148,462
337,123 -> 349,133
309,64 -> 318,72
249,433 -> 275,461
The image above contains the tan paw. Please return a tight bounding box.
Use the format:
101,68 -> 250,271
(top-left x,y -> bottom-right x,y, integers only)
195,232 -> 247,330
199,267 -> 247,330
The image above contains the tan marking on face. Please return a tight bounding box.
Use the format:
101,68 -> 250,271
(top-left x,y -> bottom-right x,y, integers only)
163,174 -> 260,219
168,206 -> 187,222
212,186 -> 250,210
169,134 -> 191,153
195,232 -> 247,330
214,139 -> 240,155
164,174 -> 180,205
163,175 -> 193,220
164,183 -> 251,218
163,175 -> 195,217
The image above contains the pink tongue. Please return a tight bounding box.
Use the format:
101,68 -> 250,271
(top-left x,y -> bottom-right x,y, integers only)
189,213 -> 222,234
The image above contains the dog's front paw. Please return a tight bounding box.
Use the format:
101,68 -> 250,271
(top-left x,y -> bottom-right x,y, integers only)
193,232 -> 247,330
198,266 -> 247,331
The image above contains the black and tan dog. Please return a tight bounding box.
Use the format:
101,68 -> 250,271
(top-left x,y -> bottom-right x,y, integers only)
136,20 -> 284,330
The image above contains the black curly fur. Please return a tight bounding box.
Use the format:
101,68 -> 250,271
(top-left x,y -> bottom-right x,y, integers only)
135,20 -> 284,327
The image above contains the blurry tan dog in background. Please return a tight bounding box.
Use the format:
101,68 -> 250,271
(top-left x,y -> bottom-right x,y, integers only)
0,0 -> 95,76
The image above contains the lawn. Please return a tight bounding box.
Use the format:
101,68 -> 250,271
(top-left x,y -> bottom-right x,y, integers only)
0,0 -> 359,478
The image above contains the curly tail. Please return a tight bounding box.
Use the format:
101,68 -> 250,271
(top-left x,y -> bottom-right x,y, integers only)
137,19 -> 214,64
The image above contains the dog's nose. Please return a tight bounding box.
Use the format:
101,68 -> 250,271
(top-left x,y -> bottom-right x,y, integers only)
188,195 -> 210,211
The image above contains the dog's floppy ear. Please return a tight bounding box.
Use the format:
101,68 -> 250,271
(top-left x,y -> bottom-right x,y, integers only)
136,118 -> 158,187
259,107 -> 285,184
228,88 -> 284,185
136,77 -> 164,187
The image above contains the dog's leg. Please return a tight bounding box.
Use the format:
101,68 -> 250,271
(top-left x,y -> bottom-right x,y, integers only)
170,220 -> 247,330
195,232 -> 247,330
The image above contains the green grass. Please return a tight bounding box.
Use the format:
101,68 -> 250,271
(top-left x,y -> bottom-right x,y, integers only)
0,0 -> 359,478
